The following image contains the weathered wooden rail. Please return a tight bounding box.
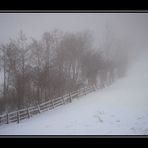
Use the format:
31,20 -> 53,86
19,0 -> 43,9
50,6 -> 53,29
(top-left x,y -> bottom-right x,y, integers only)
0,85 -> 96,126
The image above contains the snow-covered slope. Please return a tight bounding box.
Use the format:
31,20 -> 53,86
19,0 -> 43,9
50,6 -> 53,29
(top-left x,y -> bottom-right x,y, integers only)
0,51 -> 148,135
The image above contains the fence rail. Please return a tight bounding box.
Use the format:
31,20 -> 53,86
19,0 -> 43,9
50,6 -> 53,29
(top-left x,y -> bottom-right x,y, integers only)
0,85 -> 96,126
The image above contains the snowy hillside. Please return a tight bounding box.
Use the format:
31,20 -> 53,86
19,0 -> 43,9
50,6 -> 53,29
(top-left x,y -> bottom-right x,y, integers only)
0,52 -> 148,135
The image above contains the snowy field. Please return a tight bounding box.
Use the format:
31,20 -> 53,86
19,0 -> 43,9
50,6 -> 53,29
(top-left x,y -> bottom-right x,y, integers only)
0,53 -> 148,135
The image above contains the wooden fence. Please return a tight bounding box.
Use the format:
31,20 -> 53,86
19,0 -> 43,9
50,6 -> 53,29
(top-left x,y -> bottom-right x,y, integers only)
0,85 -> 96,126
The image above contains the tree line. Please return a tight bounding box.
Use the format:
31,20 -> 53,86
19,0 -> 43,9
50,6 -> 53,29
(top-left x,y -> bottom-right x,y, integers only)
0,29 -> 129,114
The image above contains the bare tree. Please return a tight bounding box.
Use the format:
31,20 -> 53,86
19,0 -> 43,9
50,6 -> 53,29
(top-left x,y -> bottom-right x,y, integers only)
0,28 -> 130,114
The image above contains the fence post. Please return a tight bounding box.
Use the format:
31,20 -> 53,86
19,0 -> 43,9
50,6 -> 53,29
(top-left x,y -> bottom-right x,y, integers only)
17,111 -> 20,123
48,100 -> 52,110
84,87 -> 86,95
77,89 -> 79,98
27,108 -> 30,118
52,99 -> 54,108
69,92 -> 72,102
38,105 -> 40,113
6,113 -> 9,124
62,96 -> 65,104
88,86 -> 90,92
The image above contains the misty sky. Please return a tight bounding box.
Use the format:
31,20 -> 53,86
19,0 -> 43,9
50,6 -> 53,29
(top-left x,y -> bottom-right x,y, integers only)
0,13 -> 148,49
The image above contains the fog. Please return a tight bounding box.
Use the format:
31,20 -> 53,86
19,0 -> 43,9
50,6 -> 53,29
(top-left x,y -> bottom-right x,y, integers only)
0,13 -> 148,88
0,13 -> 147,63
0,13 -> 148,81
1,13 -> 148,134
0,13 -> 148,48
0,13 -> 148,104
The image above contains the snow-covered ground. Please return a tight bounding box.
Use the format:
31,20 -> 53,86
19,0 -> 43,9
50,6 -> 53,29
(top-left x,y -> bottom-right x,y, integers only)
0,51 -> 148,135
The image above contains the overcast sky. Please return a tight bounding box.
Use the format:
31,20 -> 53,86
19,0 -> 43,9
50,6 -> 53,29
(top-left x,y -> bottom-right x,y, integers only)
0,13 -> 148,49
0,13 -> 148,85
